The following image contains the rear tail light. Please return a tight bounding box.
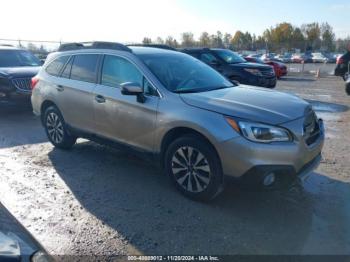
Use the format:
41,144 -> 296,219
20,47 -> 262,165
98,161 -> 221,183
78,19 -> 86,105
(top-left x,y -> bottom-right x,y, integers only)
31,77 -> 39,90
337,57 -> 344,65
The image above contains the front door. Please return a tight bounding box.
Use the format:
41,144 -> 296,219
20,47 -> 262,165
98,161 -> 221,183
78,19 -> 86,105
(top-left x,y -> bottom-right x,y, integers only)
93,55 -> 159,152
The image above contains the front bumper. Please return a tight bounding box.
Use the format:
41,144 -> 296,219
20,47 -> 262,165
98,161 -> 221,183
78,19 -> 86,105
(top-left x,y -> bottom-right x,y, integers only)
247,75 -> 276,88
216,118 -> 325,183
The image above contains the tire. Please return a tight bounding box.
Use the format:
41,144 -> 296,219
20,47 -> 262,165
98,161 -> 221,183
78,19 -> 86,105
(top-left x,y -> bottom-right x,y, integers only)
346,83 -> 350,96
43,106 -> 76,149
164,135 -> 224,201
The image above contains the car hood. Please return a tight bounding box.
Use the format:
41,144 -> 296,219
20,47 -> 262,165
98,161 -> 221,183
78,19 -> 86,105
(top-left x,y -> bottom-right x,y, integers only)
229,62 -> 272,70
180,85 -> 310,125
0,66 -> 40,78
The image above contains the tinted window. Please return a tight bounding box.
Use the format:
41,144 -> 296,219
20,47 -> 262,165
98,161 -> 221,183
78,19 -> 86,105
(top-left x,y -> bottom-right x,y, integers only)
138,52 -> 233,93
46,56 -> 70,76
143,78 -> 158,96
200,53 -> 219,64
0,50 -> 41,67
101,55 -> 142,87
70,54 -> 99,83
213,49 -> 246,64
61,57 -> 73,79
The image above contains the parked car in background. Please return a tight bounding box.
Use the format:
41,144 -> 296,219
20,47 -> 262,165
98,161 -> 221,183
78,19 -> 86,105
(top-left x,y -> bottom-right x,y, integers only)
182,48 -> 276,88
0,45 -> 41,104
31,42 -> 324,201
291,53 -> 313,63
0,203 -> 51,262
291,53 -> 304,63
261,53 -> 278,62
335,51 -> 350,80
324,53 -> 336,63
312,53 -> 328,63
275,54 -> 292,63
245,56 -> 287,79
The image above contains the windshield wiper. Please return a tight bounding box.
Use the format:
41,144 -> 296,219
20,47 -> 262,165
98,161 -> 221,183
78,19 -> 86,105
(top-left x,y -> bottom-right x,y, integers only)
174,89 -> 204,94
209,85 -> 235,91
175,86 -> 234,94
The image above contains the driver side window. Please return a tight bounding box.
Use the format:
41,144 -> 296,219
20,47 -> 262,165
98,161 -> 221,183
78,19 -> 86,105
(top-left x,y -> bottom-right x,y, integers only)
101,55 -> 143,87
200,53 -> 219,65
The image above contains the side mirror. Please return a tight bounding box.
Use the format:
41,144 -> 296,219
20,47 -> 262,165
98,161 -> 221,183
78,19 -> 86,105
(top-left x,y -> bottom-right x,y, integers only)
120,82 -> 145,103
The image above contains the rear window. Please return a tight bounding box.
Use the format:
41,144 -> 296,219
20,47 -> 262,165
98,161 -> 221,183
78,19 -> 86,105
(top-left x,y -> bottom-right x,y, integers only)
70,54 -> 99,83
46,56 -> 70,76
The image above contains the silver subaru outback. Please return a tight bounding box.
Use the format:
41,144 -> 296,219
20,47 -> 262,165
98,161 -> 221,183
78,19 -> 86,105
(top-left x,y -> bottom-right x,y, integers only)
31,42 -> 324,201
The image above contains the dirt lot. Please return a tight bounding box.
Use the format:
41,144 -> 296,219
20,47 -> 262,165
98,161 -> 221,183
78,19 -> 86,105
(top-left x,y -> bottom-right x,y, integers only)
0,75 -> 349,256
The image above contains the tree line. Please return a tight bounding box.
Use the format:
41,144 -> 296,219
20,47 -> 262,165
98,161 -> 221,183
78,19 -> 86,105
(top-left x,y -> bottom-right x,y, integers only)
143,22 -> 349,53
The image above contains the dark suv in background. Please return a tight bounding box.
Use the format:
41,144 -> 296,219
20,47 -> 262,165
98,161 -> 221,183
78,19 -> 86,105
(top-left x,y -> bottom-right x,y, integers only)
0,45 -> 41,104
335,52 -> 350,80
181,48 -> 276,88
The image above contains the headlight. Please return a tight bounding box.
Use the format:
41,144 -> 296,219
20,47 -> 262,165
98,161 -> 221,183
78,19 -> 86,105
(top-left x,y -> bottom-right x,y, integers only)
243,68 -> 263,76
225,118 -> 292,143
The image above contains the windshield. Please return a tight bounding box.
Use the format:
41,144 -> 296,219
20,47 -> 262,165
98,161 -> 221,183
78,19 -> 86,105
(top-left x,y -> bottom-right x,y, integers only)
138,52 -> 233,93
213,49 -> 246,64
247,57 -> 264,64
0,50 -> 41,67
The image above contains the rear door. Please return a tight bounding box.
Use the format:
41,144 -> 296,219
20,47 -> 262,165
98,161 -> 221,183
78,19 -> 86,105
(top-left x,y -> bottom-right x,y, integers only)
93,54 -> 159,152
58,54 -> 101,133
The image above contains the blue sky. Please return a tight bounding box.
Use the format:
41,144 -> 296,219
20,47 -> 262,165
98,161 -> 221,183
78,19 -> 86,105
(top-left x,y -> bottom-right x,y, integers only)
0,0 -> 349,44
176,0 -> 350,38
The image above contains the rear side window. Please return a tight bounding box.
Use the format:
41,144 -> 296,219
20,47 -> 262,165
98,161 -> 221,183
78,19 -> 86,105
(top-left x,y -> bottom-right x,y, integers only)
46,56 -> 70,76
70,54 -> 99,83
101,55 -> 142,87
61,57 -> 73,79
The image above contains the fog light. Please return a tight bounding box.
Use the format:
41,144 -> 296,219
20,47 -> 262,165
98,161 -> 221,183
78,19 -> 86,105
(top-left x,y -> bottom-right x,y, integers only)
263,173 -> 276,186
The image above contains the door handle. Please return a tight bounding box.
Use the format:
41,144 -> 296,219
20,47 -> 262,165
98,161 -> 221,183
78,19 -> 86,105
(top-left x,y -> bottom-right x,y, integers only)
56,85 -> 64,92
95,95 -> 106,103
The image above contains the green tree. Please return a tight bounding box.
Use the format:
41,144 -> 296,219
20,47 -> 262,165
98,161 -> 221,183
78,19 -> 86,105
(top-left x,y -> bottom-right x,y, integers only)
223,33 -> 232,49
199,32 -> 210,47
291,27 -> 305,51
302,23 -> 321,50
155,37 -> 164,44
231,31 -> 253,50
181,32 -> 195,47
321,22 -> 335,51
142,37 -> 152,44
165,36 -> 178,47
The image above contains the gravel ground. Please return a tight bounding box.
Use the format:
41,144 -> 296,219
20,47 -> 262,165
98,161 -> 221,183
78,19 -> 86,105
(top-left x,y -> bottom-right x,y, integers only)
0,75 -> 349,256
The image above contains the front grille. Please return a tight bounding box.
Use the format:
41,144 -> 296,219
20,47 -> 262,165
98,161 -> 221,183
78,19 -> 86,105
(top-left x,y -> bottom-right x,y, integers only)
303,110 -> 320,146
11,78 -> 32,92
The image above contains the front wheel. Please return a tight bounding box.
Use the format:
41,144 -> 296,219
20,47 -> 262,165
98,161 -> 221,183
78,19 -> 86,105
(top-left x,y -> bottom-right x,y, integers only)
164,135 -> 224,201
43,106 -> 76,149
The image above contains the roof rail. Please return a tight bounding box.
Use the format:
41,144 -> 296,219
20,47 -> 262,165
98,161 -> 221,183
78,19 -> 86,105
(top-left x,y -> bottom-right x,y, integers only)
0,44 -> 14,47
182,47 -> 210,51
127,44 -> 176,51
58,41 -> 132,52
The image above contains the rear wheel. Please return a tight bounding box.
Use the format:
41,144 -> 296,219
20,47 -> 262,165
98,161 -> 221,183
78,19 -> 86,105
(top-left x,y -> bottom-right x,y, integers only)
43,106 -> 76,149
346,83 -> 350,95
164,135 -> 224,201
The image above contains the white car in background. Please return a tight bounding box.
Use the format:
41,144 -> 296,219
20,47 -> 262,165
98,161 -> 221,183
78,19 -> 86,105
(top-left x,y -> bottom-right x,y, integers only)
312,53 -> 328,63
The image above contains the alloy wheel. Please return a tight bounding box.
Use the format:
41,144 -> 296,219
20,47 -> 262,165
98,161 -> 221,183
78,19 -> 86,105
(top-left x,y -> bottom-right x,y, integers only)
171,146 -> 211,193
46,112 -> 64,144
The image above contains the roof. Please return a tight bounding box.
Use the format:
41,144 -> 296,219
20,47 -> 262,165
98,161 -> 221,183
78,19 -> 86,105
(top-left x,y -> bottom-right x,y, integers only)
0,45 -> 22,50
129,46 -> 180,55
